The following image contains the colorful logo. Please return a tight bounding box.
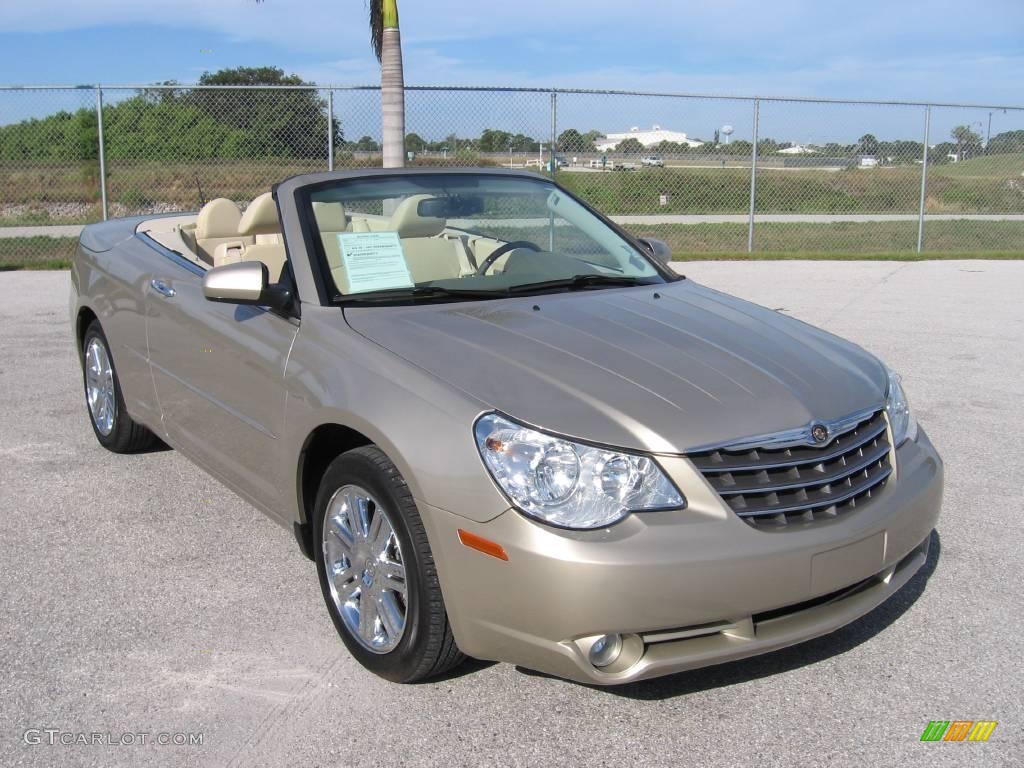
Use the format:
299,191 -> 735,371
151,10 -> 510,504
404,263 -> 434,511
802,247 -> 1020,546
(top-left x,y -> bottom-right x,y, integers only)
920,721 -> 997,742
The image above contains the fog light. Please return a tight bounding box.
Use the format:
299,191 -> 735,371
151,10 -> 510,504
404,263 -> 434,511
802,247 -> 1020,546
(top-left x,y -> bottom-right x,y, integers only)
588,633 -> 623,668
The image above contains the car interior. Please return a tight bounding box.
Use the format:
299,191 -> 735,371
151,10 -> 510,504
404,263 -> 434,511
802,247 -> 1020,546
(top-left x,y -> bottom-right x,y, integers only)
138,192 -> 518,294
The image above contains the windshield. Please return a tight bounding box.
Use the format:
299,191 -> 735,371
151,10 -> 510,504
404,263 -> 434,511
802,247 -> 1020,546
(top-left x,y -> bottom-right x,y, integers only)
305,173 -> 668,301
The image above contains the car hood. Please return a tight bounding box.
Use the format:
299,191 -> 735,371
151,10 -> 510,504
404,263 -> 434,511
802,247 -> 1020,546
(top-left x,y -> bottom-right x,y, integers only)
344,280 -> 888,454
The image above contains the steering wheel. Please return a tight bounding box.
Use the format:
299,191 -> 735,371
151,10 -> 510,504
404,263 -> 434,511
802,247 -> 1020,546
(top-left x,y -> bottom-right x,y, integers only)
475,241 -> 541,275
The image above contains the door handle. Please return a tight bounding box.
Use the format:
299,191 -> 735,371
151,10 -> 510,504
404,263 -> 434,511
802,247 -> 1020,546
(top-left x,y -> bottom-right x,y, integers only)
150,279 -> 176,298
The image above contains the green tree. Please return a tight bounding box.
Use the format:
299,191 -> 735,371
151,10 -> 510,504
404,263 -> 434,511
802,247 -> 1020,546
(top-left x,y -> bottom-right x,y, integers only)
615,138 -> 645,154
951,125 -> 982,161
654,140 -> 688,154
509,133 -> 538,152
557,128 -> 595,152
928,142 -> 956,164
405,132 -> 427,152
478,129 -> 513,152
721,140 -> 752,156
986,129 -> 1024,154
857,134 -> 880,155
183,66 -> 336,158
352,135 -> 381,152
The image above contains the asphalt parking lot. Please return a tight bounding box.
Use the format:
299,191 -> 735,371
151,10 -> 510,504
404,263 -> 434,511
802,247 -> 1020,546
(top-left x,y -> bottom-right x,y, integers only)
2,261 -> 1021,767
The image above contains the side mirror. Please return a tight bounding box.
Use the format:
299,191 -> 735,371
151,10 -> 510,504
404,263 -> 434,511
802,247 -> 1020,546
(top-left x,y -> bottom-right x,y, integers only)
637,237 -> 673,265
202,261 -> 291,311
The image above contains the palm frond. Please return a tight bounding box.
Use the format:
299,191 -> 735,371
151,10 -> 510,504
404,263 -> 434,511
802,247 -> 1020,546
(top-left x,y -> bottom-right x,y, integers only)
369,0 -> 384,63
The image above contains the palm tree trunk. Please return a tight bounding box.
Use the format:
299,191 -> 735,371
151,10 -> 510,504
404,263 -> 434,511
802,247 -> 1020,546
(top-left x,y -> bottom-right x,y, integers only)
380,0 -> 405,168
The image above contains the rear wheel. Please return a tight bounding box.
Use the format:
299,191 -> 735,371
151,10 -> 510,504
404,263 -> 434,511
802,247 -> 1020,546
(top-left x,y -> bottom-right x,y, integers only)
81,321 -> 159,453
313,446 -> 464,682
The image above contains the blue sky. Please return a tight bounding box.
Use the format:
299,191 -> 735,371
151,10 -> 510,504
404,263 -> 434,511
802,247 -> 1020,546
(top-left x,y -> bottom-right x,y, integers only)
2,1 -> 1023,142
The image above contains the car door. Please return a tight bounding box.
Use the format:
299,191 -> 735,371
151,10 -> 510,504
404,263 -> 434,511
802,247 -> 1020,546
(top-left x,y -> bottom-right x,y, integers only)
144,258 -> 299,521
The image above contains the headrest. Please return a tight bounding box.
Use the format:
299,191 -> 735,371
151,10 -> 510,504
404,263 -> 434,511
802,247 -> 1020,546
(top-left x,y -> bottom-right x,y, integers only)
313,201 -> 348,232
196,198 -> 241,238
389,194 -> 445,238
238,192 -> 280,236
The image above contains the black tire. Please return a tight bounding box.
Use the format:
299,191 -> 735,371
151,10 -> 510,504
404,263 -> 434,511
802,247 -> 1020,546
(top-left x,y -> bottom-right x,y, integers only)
81,320 -> 159,453
313,446 -> 464,683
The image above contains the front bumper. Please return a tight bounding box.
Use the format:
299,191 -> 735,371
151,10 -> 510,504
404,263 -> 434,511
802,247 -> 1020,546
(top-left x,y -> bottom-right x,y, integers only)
421,428 -> 943,685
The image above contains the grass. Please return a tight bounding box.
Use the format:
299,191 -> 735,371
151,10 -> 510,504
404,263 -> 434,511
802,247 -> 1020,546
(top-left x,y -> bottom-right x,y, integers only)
3,155 -> 1024,227
559,165 -> 1024,215
0,236 -> 77,269
625,220 -> 1024,254
0,259 -> 72,271
0,221 -> 1020,271
930,152 -> 1024,178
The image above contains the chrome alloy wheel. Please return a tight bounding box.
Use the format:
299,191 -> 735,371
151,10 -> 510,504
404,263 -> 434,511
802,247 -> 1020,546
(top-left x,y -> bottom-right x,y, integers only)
322,484 -> 408,653
85,337 -> 116,436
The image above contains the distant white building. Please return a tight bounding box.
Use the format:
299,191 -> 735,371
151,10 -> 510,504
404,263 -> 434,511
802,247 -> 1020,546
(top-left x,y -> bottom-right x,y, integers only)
595,125 -> 703,152
778,144 -> 817,155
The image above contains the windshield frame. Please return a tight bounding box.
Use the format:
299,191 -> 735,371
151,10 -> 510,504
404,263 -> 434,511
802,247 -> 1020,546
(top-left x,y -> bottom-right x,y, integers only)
290,169 -> 682,307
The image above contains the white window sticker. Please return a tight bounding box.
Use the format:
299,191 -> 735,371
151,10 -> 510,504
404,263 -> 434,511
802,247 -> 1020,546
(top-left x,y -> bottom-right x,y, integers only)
337,232 -> 414,293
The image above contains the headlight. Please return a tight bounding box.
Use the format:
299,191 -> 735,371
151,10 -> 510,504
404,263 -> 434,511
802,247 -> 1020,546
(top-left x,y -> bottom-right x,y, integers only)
885,368 -> 918,445
474,413 -> 685,529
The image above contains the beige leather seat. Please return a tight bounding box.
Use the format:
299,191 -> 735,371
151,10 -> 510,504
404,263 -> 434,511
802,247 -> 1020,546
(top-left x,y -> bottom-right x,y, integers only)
238,192 -> 287,282
212,192 -> 287,282
350,215 -> 392,233
313,201 -> 348,233
314,202 -> 351,293
195,198 -> 250,262
388,195 -> 469,283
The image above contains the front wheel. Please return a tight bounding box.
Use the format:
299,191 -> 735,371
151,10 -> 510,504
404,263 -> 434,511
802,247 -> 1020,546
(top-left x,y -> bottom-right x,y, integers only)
313,446 -> 464,682
81,321 -> 159,453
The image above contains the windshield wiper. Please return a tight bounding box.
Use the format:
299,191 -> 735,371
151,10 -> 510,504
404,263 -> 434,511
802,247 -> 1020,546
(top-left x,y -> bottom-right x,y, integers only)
506,274 -> 654,295
335,276 -> 654,304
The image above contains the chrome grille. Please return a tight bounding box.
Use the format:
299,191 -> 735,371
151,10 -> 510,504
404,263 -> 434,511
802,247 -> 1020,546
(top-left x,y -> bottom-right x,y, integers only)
688,410 -> 892,527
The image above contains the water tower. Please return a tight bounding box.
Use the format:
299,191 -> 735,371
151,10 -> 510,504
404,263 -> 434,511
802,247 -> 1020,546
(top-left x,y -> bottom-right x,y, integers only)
721,125 -> 734,145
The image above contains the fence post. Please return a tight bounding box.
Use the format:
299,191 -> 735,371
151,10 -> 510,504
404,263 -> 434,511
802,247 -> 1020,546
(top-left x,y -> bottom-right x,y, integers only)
916,105 -> 931,253
327,89 -> 335,172
549,91 -> 558,178
747,98 -> 760,253
95,86 -> 108,221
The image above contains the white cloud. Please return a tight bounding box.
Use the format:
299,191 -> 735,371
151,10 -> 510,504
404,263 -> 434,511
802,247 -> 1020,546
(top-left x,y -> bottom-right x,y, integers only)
5,0 -> 1024,105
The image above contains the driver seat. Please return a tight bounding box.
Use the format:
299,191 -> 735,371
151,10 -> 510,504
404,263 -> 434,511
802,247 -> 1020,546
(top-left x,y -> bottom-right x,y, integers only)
389,195 -> 472,282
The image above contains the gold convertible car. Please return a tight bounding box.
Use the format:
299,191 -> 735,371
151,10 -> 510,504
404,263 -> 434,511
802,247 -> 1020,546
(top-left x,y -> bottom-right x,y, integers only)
70,169 -> 943,685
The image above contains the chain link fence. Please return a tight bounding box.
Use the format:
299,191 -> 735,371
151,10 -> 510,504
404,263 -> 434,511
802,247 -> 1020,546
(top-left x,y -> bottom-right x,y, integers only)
2,84 -> 1023,266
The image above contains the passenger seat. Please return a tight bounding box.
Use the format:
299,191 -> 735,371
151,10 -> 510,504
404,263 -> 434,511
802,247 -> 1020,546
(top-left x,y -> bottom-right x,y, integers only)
212,192 -> 287,282
195,198 -> 251,263
314,202 -> 352,294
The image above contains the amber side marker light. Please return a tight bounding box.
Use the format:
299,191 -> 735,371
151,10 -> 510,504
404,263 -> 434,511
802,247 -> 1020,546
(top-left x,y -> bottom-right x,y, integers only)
457,529 -> 509,561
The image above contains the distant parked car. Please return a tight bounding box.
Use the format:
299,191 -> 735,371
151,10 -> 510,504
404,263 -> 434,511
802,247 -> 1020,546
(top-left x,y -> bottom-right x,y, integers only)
613,160 -> 639,171
641,155 -> 664,167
